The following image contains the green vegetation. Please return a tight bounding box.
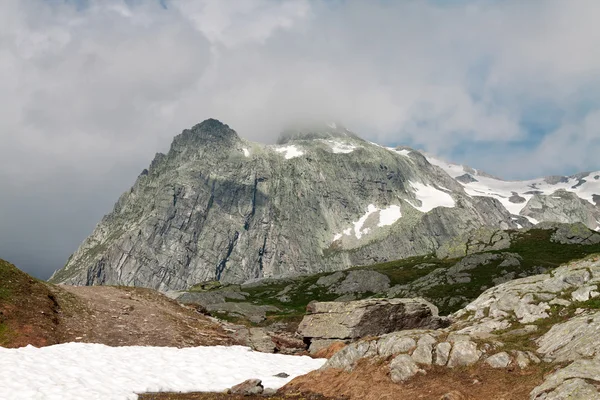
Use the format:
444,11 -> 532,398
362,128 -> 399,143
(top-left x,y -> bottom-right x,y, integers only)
184,228 -> 600,326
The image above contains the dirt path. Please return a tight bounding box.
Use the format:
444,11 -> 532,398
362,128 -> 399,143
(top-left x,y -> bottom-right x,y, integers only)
56,285 -> 235,347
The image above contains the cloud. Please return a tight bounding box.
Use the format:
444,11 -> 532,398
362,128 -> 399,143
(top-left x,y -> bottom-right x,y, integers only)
0,0 -> 599,277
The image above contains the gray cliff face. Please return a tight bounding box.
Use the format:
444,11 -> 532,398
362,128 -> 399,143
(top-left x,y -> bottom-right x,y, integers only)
520,190 -> 600,227
49,119 -> 596,291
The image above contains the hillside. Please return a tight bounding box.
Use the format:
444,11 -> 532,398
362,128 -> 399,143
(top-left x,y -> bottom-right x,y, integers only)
0,259 -> 233,348
175,223 -> 600,326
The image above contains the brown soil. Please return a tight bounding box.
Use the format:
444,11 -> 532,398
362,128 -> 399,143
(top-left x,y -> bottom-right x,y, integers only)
283,359 -> 547,400
139,391 -> 342,400
312,342 -> 347,359
0,259 -> 64,347
57,285 -> 235,347
0,259 -> 235,348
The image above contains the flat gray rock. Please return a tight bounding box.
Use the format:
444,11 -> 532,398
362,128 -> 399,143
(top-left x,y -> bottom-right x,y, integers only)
297,298 -> 448,341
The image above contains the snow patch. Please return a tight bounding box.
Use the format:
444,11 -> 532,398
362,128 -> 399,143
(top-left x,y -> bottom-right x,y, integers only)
332,204 -> 402,241
275,145 -> 304,159
324,140 -> 358,154
327,122 -> 337,129
242,148 -> 250,157
354,204 -> 378,239
524,216 -> 540,225
378,205 -> 402,227
0,343 -> 325,400
408,181 -> 456,212
388,148 -> 412,157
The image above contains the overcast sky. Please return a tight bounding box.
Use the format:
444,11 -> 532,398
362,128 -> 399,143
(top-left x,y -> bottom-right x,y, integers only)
1,0 -> 600,279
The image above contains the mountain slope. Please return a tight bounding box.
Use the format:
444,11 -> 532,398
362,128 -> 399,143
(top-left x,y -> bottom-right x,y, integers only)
50,120 -> 520,290
175,223 -> 600,326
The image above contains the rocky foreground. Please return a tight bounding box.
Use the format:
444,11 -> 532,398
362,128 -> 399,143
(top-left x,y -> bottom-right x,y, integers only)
283,255 -> 600,399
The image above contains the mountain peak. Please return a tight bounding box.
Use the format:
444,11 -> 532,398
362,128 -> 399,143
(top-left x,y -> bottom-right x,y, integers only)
170,119 -> 239,152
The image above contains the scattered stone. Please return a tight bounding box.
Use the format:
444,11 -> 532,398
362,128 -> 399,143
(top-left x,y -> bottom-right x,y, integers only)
447,340 -> 480,368
270,332 -> 307,355
411,334 -> 436,365
248,328 -> 276,353
389,354 -> 424,383
274,372 -> 289,378
513,351 -> 530,369
485,352 -> 511,368
434,342 -> 452,366
377,334 -> 417,358
228,379 -> 264,395
571,285 -> 599,302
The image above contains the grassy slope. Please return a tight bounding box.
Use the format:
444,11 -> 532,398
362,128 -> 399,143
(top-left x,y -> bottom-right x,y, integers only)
0,259 -> 64,347
188,229 -> 600,325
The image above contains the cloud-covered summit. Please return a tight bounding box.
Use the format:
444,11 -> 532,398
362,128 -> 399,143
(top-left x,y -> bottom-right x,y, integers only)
1,0 -> 599,278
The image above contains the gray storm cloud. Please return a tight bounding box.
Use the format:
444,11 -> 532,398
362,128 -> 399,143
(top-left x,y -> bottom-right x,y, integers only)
1,0 -> 600,278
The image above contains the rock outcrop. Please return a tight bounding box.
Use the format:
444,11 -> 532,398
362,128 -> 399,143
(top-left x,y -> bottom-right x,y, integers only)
297,298 -> 448,352
312,255 -> 600,399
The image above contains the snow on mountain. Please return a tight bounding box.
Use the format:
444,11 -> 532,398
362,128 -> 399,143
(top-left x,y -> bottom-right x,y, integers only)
425,154 -> 600,226
407,181 -> 456,213
274,144 -> 304,159
332,204 -> 403,242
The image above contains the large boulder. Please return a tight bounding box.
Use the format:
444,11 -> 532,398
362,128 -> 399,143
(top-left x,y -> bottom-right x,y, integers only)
297,298 -> 449,348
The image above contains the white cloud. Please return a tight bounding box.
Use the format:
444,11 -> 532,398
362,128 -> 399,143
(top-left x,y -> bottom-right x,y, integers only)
1,0 -> 600,277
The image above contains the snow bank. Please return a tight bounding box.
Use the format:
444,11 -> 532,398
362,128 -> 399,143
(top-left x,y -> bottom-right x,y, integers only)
0,343 -> 325,400
378,205 -> 402,227
275,145 -> 304,159
408,181 -> 456,212
332,204 -> 402,241
242,148 -> 250,157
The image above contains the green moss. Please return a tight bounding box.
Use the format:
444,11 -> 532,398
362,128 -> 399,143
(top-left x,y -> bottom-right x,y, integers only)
0,322 -> 13,346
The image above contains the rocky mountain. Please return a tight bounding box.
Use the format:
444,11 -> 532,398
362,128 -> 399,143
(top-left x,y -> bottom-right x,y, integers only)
50,119 -> 600,291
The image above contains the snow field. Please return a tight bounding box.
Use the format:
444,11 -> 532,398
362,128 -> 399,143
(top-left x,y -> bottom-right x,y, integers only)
274,145 -> 304,159
332,204 -> 402,241
426,155 -> 600,217
408,181 -> 456,212
0,343 -> 326,400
